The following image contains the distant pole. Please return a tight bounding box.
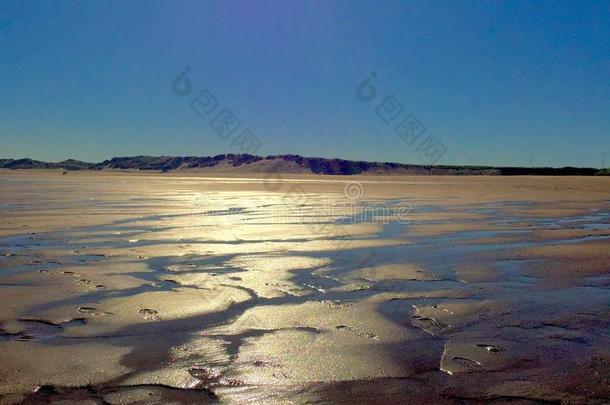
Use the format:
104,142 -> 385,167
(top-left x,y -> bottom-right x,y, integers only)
528,154 -> 533,168
602,152 -> 607,169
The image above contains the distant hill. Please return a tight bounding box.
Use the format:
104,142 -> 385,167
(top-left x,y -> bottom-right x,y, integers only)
0,154 -> 606,176
0,158 -> 93,170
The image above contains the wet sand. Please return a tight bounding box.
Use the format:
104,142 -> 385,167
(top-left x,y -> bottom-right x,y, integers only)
0,170 -> 609,404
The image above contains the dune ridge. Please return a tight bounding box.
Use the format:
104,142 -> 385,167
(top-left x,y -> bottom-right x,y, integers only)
0,155 -> 606,175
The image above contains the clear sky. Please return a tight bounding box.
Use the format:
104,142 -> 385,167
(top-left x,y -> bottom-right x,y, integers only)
1,0 -> 609,167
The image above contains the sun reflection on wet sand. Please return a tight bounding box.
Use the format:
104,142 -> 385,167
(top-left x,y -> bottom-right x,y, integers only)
0,171 -> 609,403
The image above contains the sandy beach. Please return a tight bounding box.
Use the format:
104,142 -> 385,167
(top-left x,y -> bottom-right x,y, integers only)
0,170 -> 609,403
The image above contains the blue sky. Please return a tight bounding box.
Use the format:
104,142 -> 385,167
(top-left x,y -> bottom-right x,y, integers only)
1,0 -> 609,167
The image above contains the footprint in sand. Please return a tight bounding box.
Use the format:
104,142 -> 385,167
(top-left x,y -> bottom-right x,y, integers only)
476,343 -> 504,353
76,306 -> 96,313
336,325 -> 377,339
75,279 -> 93,287
452,356 -> 483,371
188,367 -> 242,388
411,315 -> 450,336
15,318 -> 86,340
77,306 -> 113,318
98,311 -> 113,317
139,308 -> 161,320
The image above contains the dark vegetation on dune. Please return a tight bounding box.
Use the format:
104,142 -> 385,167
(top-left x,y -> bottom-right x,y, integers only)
0,155 -> 606,175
